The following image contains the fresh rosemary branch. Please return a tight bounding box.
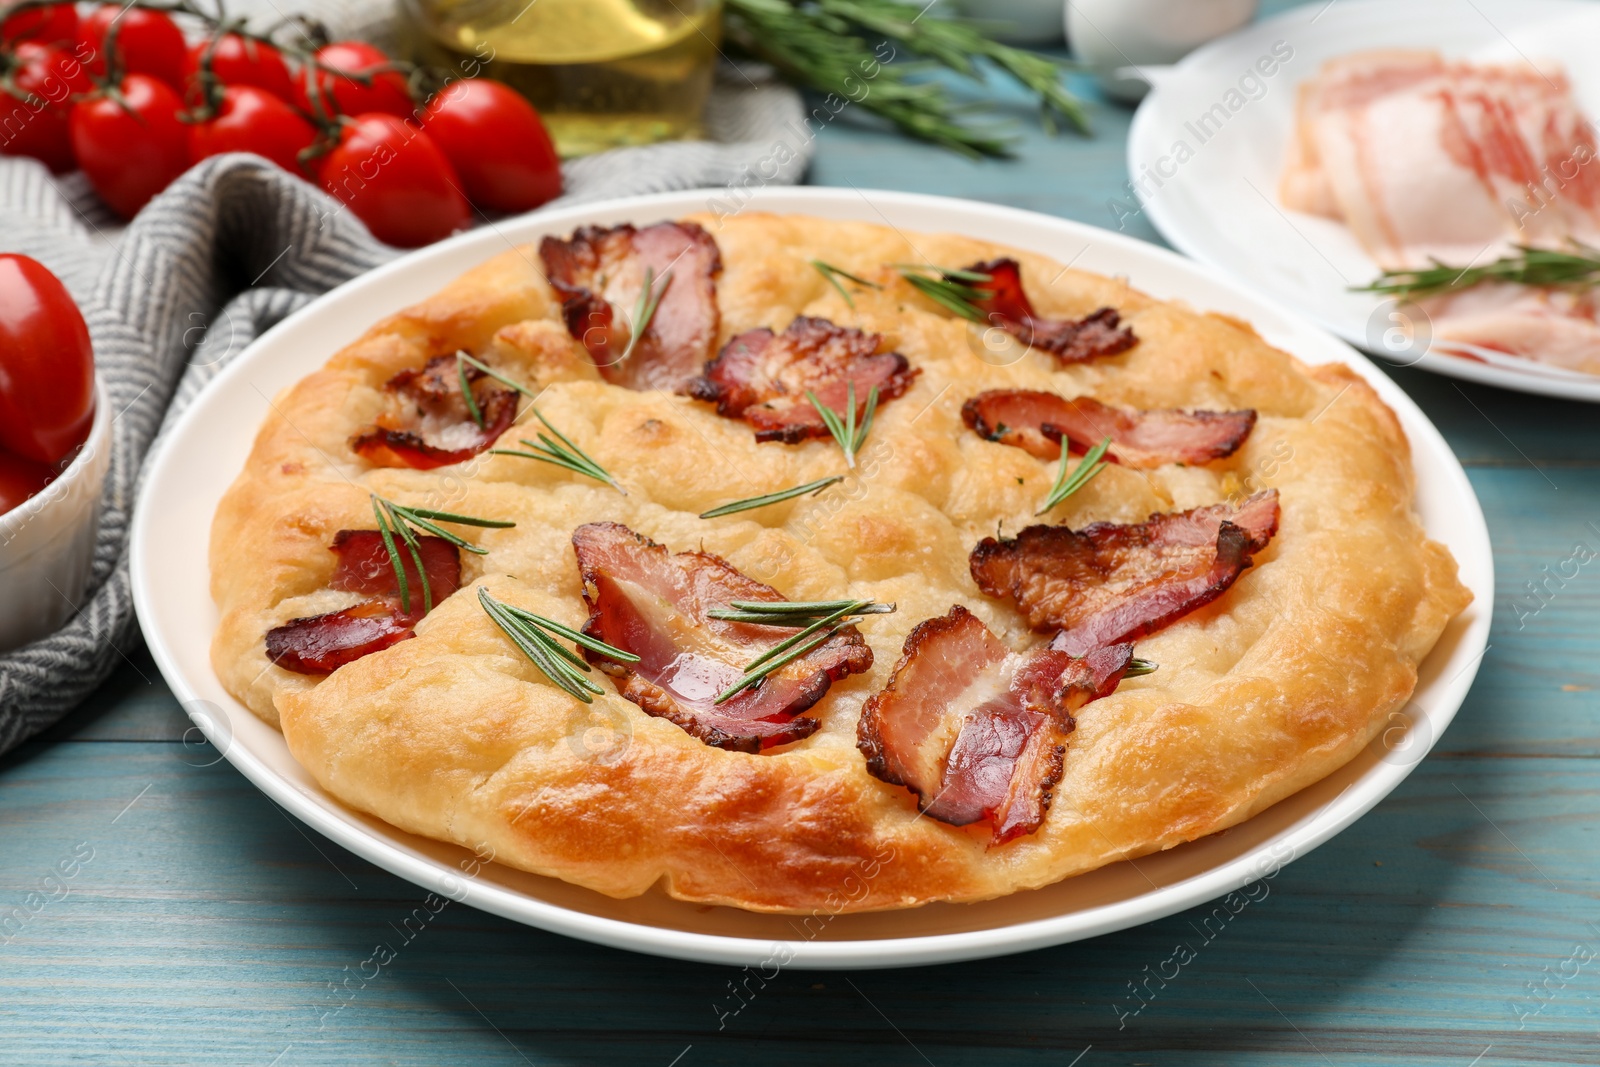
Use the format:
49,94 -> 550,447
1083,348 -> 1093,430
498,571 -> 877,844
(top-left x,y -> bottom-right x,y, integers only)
479,588 -> 633,702
708,598 -> 897,624
458,351 -> 625,494
699,475 -> 845,519
456,352 -> 485,430
618,266 -> 672,366
1125,658 -> 1158,678
807,382 -> 879,468
371,494 -> 514,615
895,263 -> 992,322
712,598 -> 894,703
811,259 -> 881,308
1354,243 -> 1600,299
723,0 -> 1087,157
1037,435 -> 1110,515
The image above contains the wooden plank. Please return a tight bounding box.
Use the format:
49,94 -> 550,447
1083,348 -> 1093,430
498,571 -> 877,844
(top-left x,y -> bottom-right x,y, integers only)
0,741 -> 1595,1065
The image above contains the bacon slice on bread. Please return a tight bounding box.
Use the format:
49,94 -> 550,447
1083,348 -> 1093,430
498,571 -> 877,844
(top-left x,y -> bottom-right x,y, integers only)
686,316 -> 919,443
540,221 -> 723,392
858,605 -> 1133,843
971,491 -> 1281,656
572,521 -> 873,753
351,354 -> 518,469
266,530 -> 462,674
963,389 -> 1256,468
959,258 -> 1137,364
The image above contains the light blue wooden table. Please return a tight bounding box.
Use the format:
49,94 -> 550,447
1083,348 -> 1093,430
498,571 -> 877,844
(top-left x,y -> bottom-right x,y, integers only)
4,6 -> 1598,1064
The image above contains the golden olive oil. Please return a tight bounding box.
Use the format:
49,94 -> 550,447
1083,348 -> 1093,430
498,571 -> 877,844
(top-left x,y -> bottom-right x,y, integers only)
399,0 -> 723,157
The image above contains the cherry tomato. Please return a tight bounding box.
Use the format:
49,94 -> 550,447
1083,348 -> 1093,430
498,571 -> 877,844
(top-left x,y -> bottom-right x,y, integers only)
183,33 -> 294,101
189,85 -> 316,174
296,41 -> 412,120
0,254 -> 95,469
0,4 -> 77,46
422,79 -> 561,213
0,41 -> 92,172
319,114 -> 470,248
71,73 -> 189,219
79,6 -> 187,91
0,448 -> 56,515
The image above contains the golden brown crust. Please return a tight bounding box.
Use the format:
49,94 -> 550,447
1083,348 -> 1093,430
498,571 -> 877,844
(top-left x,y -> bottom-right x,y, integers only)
210,213 -> 1471,912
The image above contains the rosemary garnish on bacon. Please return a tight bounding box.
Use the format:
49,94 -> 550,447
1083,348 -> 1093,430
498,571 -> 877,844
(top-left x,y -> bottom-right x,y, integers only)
1354,242 -> 1600,299
455,351 -> 625,494
1126,658 -> 1158,677
895,263 -> 993,322
478,588 -> 637,703
811,259 -> 881,308
712,598 -> 895,704
807,381 -> 880,468
456,353 -> 485,430
618,266 -> 673,366
699,475 -> 845,519
1037,435 -> 1110,515
370,493 -> 514,615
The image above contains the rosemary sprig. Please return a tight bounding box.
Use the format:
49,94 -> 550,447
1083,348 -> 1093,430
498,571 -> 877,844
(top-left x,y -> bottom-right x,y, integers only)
457,351 -> 625,494
1037,435 -> 1110,515
371,494 -> 515,615
456,352 -> 484,430
456,351 -> 537,400
1126,658 -> 1158,678
806,382 -> 879,468
699,475 -> 845,519
708,598 -> 897,624
618,266 -> 673,366
722,0 -> 1088,158
895,263 -> 992,322
811,259 -> 881,308
479,588 -> 626,703
711,598 -> 895,704
1354,242 -> 1600,299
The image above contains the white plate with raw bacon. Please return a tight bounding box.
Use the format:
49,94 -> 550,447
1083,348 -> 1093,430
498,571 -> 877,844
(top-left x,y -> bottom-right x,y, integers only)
1129,0 -> 1600,399
131,187 -> 1491,967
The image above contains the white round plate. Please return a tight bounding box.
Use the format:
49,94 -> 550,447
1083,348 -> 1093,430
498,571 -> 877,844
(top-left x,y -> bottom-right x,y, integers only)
130,187 -> 1493,969
1129,0 -> 1600,401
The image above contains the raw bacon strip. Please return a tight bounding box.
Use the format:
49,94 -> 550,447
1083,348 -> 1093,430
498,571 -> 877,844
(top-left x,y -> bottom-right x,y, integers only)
962,389 -> 1256,468
265,530 -> 463,675
857,605 -> 1132,844
961,258 -> 1137,364
351,354 -> 518,470
971,491 -> 1280,656
572,522 -> 873,753
686,316 -> 919,443
539,221 -> 723,392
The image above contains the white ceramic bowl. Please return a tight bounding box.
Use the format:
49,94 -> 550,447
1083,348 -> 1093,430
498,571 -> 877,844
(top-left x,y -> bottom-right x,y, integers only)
131,188 -> 1491,968
0,376 -> 112,652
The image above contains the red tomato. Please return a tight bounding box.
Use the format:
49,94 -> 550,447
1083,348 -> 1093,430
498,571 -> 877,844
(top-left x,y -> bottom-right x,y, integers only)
296,41 -> 412,120
422,79 -> 561,213
71,73 -> 189,219
189,85 -> 316,174
0,448 -> 56,515
183,33 -> 294,101
0,42 -> 92,172
79,6 -> 187,91
319,114 -> 469,248
0,255 -> 95,469
0,3 -> 77,46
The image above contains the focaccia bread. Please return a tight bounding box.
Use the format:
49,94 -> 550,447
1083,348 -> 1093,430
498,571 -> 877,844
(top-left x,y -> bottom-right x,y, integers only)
209,212 -> 1470,912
